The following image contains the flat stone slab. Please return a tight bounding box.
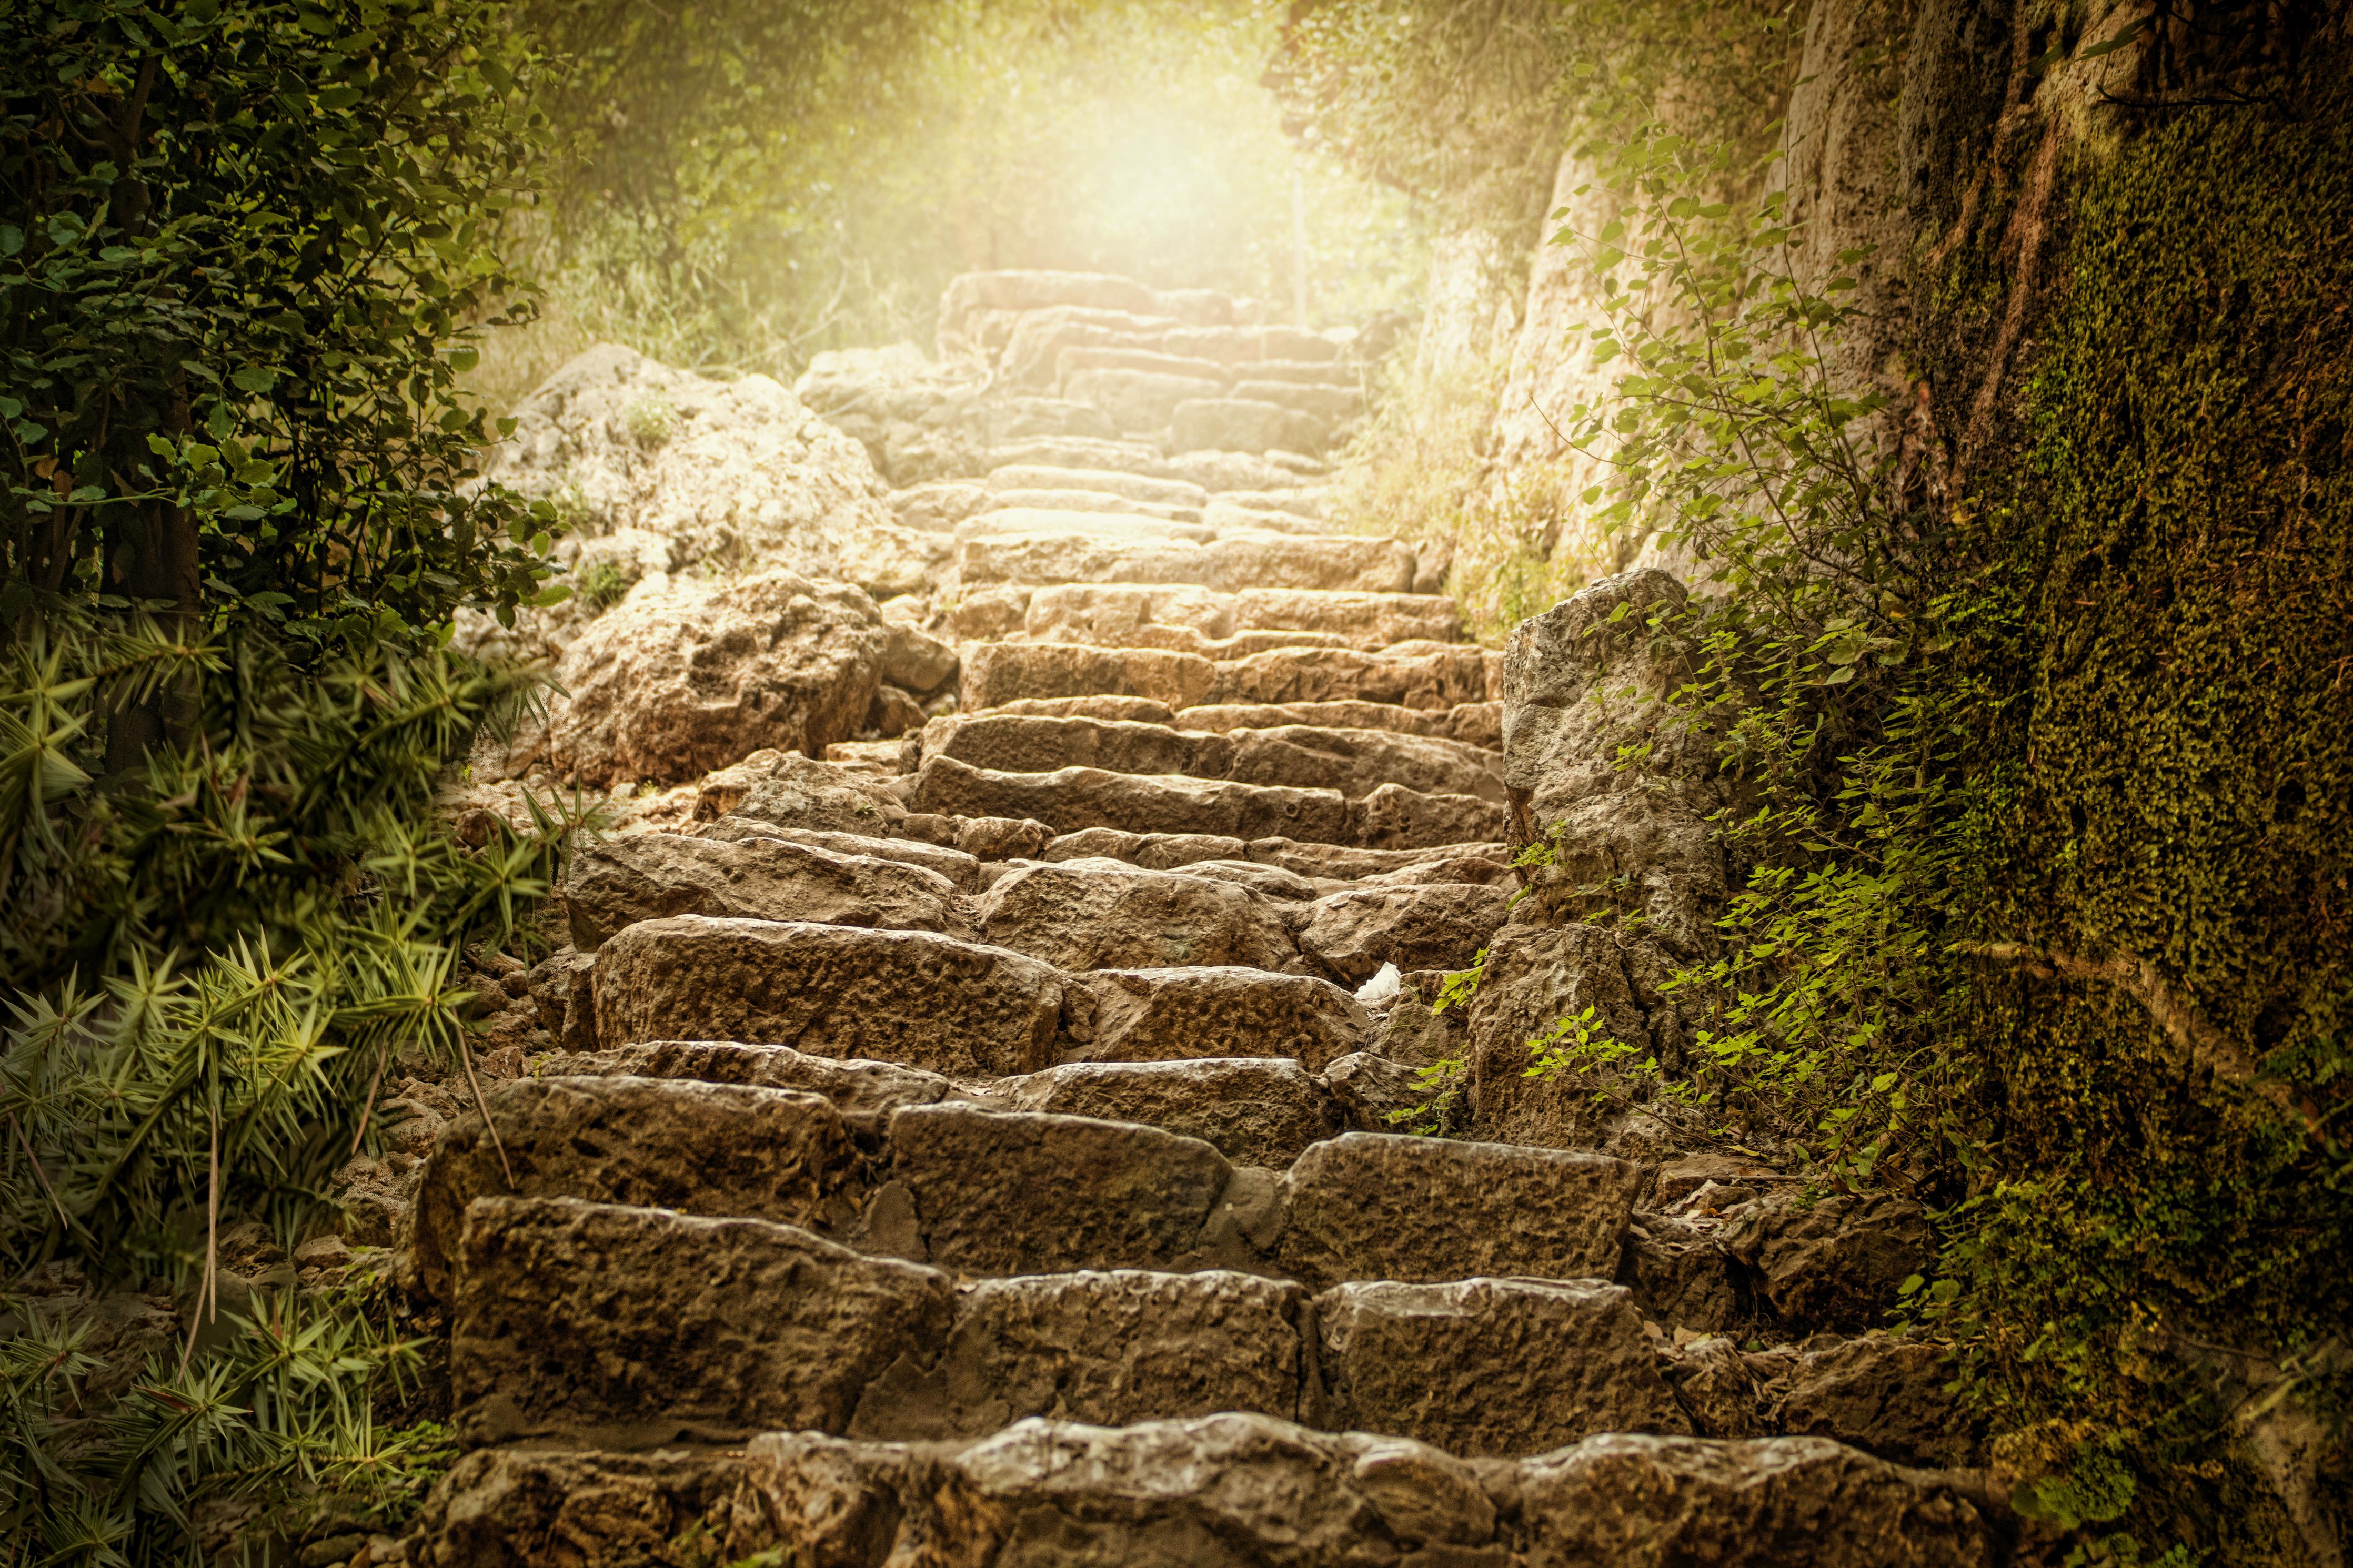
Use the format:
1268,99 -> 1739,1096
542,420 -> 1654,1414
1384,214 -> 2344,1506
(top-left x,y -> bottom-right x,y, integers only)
907,755 -> 1354,844
1211,643 -> 1493,709
1005,1059 -> 1341,1168
957,532 -> 1416,595
973,861 -> 1299,971
1278,1132 -> 1638,1289
1293,883 -> 1515,983
1176,697 -> 1502,748
414,1422 -> 2008,1568
987,465 -> 1208,508
451,1197 -> 953,1447
962,640 -> 1217,710
1315,1277 -> 1688,1457
541,1039 -> 961,1121
407,1075 -> 860,1302
561,832 -> 967,950
1018,582 -> 1458,651
853,1270 -> 1309,1441
591,916 -> 1063,1076
920,713 -> 1504,801
952,507 -> 1212,544
883,1104 -> 1242,1277
1061,966 -> 1369,1071
692,821 -> 983,889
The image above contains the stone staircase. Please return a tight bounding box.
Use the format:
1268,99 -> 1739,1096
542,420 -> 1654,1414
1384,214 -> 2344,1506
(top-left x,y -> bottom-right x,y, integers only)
404,273 -> 2036,1566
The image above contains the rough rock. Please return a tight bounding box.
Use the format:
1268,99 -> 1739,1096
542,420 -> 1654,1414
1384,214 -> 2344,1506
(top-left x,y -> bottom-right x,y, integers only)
1172,397 -> 1329,455
408,1447 -> 758,1568
590,916 -> 1063,1076
957,531 -> 1416,595
450,1196 -> 953,1446
1315,1278 -> 1689,1455
908,755 -> 1354,843
406,1075 -> 860,1302
1514,1433 -> 2002,1566
1293,884 -> 1514,984
1060,966 -> 1370,1072
1768,1335 -> 1980,1469
1212,643 -> 1491,710
1500,569 -> 1734,959
1006,1059 -> 1341,1168
559,831 -> 966,949
962,641 -> 1218,711
1175,697 -> 1501,747
1465,920 -> 1660,1149
852,1270 -> 1309,1440
713,751 -> 910,835
515,571 -> 887,788
972,861 -> 1299,972
1734,1192 -> 1936,1330
479,342 -> 935,594
1278,1132 -> 1635,1288
695,818 -> 983,889
541,1040 -> 962,1123
882,1104 -> 1242,1276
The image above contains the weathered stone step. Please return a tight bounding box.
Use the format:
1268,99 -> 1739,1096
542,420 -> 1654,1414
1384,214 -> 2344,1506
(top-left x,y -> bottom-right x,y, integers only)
414,1417 -> 2015,1567
1040,827 -> 1510,882
904,754 -> 1504,847
1232,379 -> 1365,423
957,530 -> 1417,594
952,508 -> 1212,545
1176,697 -> 1503,750
967,437 -> 1314,496
979,488 -> 1202,523
447,1195 -> 1681,1454
1008,582 -> 1462,651
1174,396 -> 1329,456
580,914 -> 1376,1060
959,639 -> 1493,712
413,1077 -> 1637,1299
917,713 -> 1504,802
985,464 -> 1208,509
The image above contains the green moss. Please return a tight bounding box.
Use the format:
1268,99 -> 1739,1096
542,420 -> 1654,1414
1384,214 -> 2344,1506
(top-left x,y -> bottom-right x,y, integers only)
1956,105 -> 2353,1558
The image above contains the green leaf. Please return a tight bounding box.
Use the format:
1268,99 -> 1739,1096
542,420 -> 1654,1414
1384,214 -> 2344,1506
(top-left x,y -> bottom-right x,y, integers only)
230,365 -> 278,394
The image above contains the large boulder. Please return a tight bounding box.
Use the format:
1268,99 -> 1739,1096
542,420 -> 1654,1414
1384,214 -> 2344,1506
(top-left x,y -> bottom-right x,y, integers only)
481,342 -> 940,595
507,571 -> 888,788
1500,568 -> 1734,959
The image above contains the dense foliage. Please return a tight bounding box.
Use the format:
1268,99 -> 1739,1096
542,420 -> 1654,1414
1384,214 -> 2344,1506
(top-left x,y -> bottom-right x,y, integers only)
1294,0 -> 2350,1555
1,1 -> 575,1559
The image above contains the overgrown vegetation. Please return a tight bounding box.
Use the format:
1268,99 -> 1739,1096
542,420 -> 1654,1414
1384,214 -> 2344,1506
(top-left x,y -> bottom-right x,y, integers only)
1293,0 -> 2350,1552
1,1 -> 579,1558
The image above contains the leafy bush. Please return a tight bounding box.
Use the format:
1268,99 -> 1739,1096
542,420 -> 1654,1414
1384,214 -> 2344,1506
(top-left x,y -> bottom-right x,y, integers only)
0,1 -> 585,1557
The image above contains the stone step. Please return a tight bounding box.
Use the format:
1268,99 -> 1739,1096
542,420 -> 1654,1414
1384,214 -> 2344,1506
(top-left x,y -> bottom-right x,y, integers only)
550,1039 -> 1363,1169
917,712 -> 1505,801
1176,697 -> 1503,750
981,488 -> 1201,523
1236,358 -> 1363,388
414,1418 -> 2011,1567
959,639 -> 1492,712
413,1077 -> 1638,1300
903,754 -> 1504,847
1064,366 -> 1226,432
1055,344 -> 1233,389
1039,827 -> 1510,881
1233,379 -> 1365,424
580,914 -> 1374,1059
957,530 -> 1416,594
445,1195 -> 1682,1455
952,508 -> 1212,545
1173,396 -> 1329,457
1203,499 -> 1333,535
1003,582 -> 1461,651
985,464 -> 1209,509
